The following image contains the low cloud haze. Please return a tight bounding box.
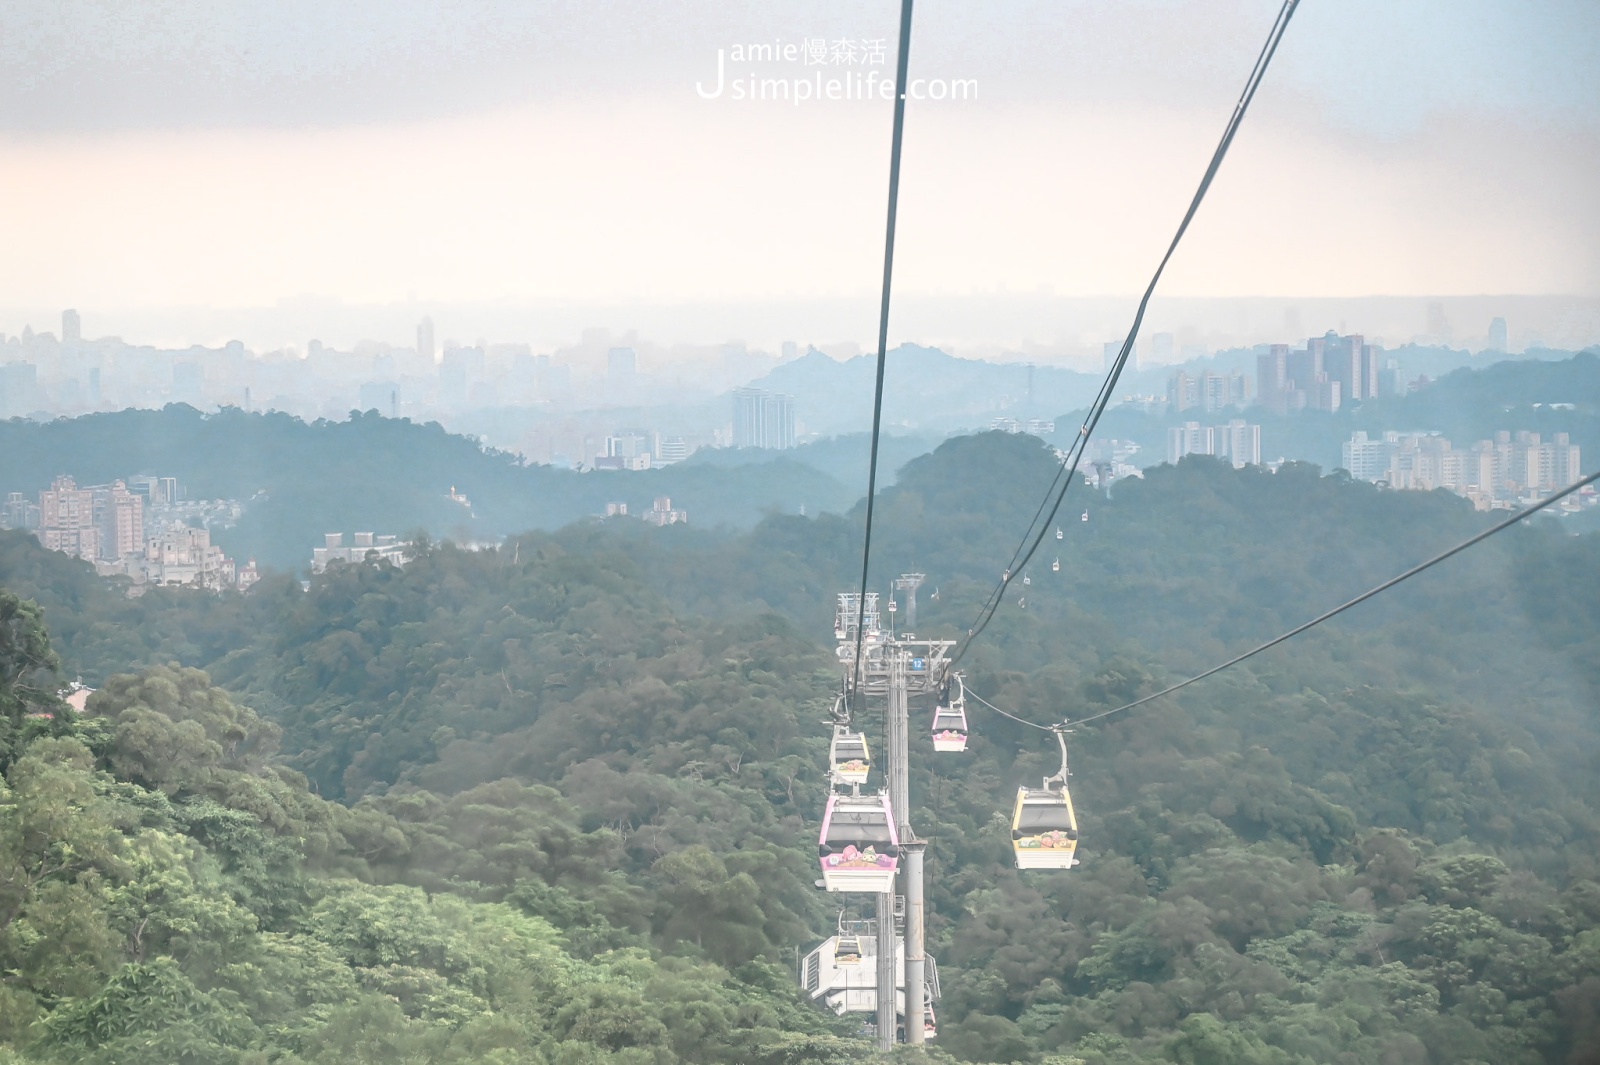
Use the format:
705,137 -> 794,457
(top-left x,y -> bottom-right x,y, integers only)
1,0 -> 1596,346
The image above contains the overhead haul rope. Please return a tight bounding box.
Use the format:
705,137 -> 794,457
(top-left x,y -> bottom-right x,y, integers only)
850,0 -> 917,703
966,469 -> 1600,731
950,0 -> 1301,667
968,687 -> 1052,733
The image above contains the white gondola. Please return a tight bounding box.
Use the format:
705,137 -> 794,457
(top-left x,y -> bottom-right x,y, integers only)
1051,558 -> 1060,573
930,676 -> 968,752
829,725 -> 872,787
834,934 -> 863,966
819,793 -> 900,892
1011,729 -> 1080,870
1055,527 -> 1064,539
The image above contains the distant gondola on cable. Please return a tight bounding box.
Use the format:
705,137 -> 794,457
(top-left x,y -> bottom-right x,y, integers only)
1011,728 -> 1080,870
829,724 -> 872,787
930,675 -> 968,752
819,793 -> 901,892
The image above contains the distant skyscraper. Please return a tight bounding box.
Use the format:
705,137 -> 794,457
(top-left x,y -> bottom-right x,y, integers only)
417,317 -> 436,362
1150,333 -> 1174,365
608,347 -> 638,377
62,308 -> 81,345
1256,345 -> 1288,414
1167,371 -> 1199,412
1322,331 -> 1372,404
1488,317 -> 1509,353
1103,340 -> 1137,373
1427,302 -> 1451,341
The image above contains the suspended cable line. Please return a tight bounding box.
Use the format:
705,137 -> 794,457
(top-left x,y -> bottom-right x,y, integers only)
950,0 -> 1301,666
965,470 -> 1600,732
966,687 -> 1053,732
850,0 -> 917,700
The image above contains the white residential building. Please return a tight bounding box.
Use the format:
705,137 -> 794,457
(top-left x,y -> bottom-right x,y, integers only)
312,532 -> 409,572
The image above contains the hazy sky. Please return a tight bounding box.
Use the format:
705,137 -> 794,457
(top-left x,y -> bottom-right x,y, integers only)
2,0 -> 1597,344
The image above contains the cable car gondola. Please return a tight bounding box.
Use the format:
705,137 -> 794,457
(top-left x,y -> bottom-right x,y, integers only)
829,724 -> 872,787
819,793 -> 900,892
930,675 -> 968,752
1011,729 -> 1079,870
835,935 -> 862,966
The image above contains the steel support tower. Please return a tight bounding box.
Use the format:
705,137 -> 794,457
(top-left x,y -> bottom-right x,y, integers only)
892,573 -> 926,630
835,593 -> 953,1049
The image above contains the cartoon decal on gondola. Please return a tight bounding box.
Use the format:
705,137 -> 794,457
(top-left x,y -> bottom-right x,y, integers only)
819,792 -> 901,892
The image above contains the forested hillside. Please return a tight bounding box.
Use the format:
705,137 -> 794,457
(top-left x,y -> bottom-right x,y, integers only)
3,432 -> 1600,1064
0,407 -> 855,569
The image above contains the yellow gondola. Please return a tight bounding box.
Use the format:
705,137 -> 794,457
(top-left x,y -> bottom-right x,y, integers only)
1011,728 -> 1080,870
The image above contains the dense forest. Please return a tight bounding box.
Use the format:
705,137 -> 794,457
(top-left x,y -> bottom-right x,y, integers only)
3,430 -> 1600,1063
0,407 -> 858,569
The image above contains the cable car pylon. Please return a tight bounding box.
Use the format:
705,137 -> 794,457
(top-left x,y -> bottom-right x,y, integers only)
828,589 -> 952,1048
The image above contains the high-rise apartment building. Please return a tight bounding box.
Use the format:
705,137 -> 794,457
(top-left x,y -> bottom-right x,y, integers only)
1342,429 -> 1581,508
1341,432 -> 1390,482
1168,420 -> 1261,468
1214,420 -> 1261,468
36,476 -> 99,561
1167,422 -> 1214,464
1256,345 -> 1288,413
732,388 -> 796,449
97,481 -> 144,561
62,308 -> 81,345
1256,332 -> 1377,414
1167,371 -> 1200,413
1,492 -> 38,531
1169,370 -> 1247,414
